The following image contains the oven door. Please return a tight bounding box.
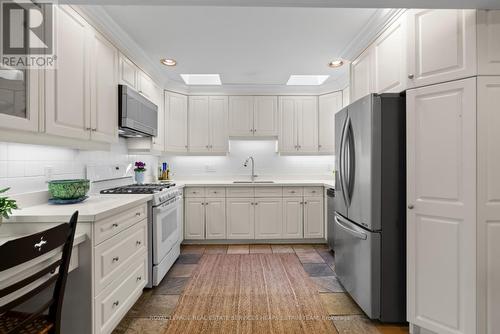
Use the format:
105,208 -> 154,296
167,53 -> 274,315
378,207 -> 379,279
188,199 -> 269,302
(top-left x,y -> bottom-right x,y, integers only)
152,196 -> 180,265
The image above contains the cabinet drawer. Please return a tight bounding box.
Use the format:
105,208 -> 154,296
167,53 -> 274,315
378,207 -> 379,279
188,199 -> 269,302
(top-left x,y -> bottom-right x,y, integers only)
304,187 -> 323,197
94,204 -> 146,245
283,187 -> 303,197
226,187 -> 254,197
254,186 -> 283,197
184,187 -> 205,198
205,187 -> 226,198
94,255 -> 147,334
94,220 -> 147,295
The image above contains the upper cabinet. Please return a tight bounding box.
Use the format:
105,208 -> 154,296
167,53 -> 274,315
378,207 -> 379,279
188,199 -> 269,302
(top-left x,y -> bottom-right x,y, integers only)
228,96 -> 278,137
119,54 -> 137,89
165,91 -> 188,153
407,9 -> 477,88
477,10 -> 500,75
188,96 -> 228,154
350,48 -> 374,103
318,92 -> 343,154
279,96 -> 318,154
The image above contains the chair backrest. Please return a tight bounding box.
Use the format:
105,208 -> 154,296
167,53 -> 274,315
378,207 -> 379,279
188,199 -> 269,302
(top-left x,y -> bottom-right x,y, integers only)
0,211 -> 79,333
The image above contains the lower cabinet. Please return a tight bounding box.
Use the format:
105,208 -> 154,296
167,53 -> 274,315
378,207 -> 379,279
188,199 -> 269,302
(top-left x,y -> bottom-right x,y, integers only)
283,198 -> 303,239
205,199 -> 226,239
226,198 -> 255,239
254,198 -> 283,239
184,198 -> 205,240
303,197 -> 324,238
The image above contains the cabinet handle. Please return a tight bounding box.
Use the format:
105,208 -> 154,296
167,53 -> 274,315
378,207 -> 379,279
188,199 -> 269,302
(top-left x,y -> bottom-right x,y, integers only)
92,128 -> 97,131
318,144 -> 322,148
113,301 -> 120,307
135,212 -> 141,216
85,127 -> 91,131
312,190 -> 317,193
408,204 -> 414,210
253,129 -> 256,133
112,257 -> 119,262
408,74 -> 414,79
112,223 -> 118,228
136,240 -> 142,246
206,145 -> 209,149
136,276 -> 142,281
291,191 -> 296,193
300,201 -> 304,205
304,202 -> 308,205
250,129 -> 253,132
185,145 -> 188,149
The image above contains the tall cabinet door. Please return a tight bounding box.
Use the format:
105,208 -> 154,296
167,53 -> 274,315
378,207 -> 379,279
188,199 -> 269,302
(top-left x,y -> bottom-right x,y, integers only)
228,96 -> 253,136
297,97 -> 318,153
477,10 -> 500,75
350,48 -> 373,102
407,78 -> 476,334
205,198 -> 226,239
318,92 -> 342,153
184,198 -> 205,240
226,198 -> 254,239
45,5 -> 90,140
304,197 -> 324,238
165,92 -> 188,152
151,83 -> 165,152
209,96 -> 228,153
407,9 -> 477,88
253,96 -> 278,136
255,198 -> 283,239
89,30 -> 118,143
188,96 -> 210,152
283,198 -> 303,239
279,97 -> 297,153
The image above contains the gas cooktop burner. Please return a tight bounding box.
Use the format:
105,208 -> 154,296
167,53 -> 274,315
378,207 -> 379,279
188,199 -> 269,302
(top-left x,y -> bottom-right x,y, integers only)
100,183 -> 176,194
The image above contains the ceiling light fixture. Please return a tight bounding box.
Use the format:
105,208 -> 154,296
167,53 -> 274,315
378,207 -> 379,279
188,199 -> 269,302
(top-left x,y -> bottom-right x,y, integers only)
328,59 -> 344,68
160,58 -> 177,66
180,74 -> 222,85
286,75 -> 329,86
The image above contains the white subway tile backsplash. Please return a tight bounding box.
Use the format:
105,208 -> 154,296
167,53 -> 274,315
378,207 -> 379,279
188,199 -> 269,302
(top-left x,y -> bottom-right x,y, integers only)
8,161 -> 25,178
24,163 -> 45,177
0,143 -> 7,160
0,161 -> 7,177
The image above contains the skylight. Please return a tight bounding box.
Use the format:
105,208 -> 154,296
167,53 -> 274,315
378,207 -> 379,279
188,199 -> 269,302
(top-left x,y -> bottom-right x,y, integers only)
180,74 -> 222,85
286,75 -> 329,86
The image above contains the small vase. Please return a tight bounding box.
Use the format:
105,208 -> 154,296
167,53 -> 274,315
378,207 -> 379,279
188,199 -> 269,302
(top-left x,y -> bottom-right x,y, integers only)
135,171 -> 145,185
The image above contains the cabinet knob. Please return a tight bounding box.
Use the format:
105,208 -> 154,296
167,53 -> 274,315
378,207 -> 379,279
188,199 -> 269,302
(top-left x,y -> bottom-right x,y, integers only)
250,129 -> 253,132
112,223 -> 118,228
113,301 -> 120,307
135,212 -> 141,216
408,74 -> 415,79
136,276 -> 142,281
112,257 -> 119,262
408,204 -> 414,210
136,240 -> 141,246
318,144 -> 322,148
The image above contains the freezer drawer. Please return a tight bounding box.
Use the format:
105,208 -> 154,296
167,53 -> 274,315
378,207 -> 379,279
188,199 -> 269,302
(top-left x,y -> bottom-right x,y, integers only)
333,212 -> 380,319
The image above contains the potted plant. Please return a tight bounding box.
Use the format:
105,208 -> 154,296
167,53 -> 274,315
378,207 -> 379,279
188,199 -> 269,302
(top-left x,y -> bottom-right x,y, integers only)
0,188 -> 18,226
134,161 -> 147,185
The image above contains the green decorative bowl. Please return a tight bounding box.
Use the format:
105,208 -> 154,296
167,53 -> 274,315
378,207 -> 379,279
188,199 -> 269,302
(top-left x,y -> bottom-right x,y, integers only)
48,179 -> 90,200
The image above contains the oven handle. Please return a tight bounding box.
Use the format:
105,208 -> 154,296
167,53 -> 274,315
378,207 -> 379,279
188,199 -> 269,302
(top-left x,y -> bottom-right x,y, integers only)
154,196 -> 182,211
334,214 -> 367,240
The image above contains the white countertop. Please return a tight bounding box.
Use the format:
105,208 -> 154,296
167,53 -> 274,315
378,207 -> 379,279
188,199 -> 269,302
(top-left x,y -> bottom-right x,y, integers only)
0,232 -> 87,246
5,194 -> 153,224
179,179 -> 335,188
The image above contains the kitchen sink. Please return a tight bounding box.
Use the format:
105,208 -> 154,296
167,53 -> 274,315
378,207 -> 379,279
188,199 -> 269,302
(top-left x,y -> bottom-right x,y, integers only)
233,181 -> 275,184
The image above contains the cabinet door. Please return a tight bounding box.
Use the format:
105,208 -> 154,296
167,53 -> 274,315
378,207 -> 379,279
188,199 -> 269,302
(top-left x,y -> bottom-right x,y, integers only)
255,198 -> 283,239
119,54 -> 137,89
209,96 -> 228,153
350,48 -> 373,102
318,92 -> 342,153
184,198 -> 205,240
205,198 -> 226,239
283,198 -> 303,239
297,97 -> 318,153
342,86 -> 350,108
279,97 -> 297,153
90,30 -> 118,143
407,9 -> 477,88
254,96 -> 278,136
303,197 -> 324,238
151,84 -> 165,152
137,72 -> 155,99
407,78 -> 476,334
477,10 -> 500,75
228,96 -> 253,136
373,14 -> 407,93
165,92 -> 188,152
45,5 -> 90,140
226,198 -> 254,239
188,96 -> 210,152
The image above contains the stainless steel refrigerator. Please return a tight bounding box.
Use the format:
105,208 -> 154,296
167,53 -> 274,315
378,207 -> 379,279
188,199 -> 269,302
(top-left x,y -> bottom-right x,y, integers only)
330,93 -> 406,323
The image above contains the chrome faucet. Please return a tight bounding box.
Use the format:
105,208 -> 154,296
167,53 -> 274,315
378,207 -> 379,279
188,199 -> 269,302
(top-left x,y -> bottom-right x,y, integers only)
243,156 -> 258,182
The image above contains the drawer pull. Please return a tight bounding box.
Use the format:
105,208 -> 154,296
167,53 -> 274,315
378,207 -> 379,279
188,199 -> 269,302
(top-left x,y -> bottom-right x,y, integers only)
290,191 -> 296,193
112,301 -> 120,307
304,202 -> 308,205
312,190 -> 317,193
135,212 -> 141,216
136,241 -> 142,246
192,191 -> 197,194
136,276 -> 142,281
112,223 -> 119,228
112,257 -> 120,262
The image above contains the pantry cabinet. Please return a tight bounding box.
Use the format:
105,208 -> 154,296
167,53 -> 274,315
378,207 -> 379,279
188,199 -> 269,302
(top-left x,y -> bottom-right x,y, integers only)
279,96 -> 318,154
318,92 -> 343,153
165,91 -> 188,152
254,198 -> 283,239
228,96 -> 278,137
406,9 -> 477,88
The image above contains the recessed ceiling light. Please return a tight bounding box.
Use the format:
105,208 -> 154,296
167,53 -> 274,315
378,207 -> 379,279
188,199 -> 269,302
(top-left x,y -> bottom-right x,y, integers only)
160,58 -> 177,66
180,74 -> 222,85
286,75 -> 329,86
328,59 -> 344,68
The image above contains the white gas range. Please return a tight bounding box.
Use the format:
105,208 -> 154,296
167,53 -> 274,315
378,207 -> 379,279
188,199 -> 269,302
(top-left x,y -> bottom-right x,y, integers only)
87,164 -> 183,288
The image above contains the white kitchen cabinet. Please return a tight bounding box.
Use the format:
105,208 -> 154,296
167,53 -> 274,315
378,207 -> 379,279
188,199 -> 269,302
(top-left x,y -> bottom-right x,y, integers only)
165,91 -> 188,152
283,198 -> 303,239
318,92 -> 343,153
184,198 -> 205,240
278,96 -> 318,154
407,78 -> 476,334
254,198 -> 283,239
253,96 -> 278,136
226,198 -> 255,239
137,72 -> 156,99
228,96 -> 254,136
119,53 -> 138,89
478,10 -> 500,75
342,86 -> 350,108
89,30 -> 119,143
350,48 -> 373,103
205,198 -> 226,239
373,14 -> 407,94
151,84 -> 165,152
228,96 -> 278,137
303,197 -> 324,239
45,5 -> 91,140
188,96 -> 228,153
407,9 -> 477,88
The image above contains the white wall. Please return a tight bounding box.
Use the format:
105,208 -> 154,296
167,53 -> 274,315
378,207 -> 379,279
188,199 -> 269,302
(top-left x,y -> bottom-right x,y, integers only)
162,140 -> 335,180
0,139 -> 158,195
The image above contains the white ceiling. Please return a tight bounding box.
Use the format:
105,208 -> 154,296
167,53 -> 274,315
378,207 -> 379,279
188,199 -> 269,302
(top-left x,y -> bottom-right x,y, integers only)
102,6 -> 378,90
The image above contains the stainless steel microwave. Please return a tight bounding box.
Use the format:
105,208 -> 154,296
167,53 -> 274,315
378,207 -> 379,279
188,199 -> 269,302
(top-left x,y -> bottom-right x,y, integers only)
118,84 -> 158,137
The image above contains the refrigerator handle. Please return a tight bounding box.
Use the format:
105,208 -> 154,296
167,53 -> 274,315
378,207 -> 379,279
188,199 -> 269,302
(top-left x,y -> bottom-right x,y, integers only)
341,117 -> 351,207
346,122 -> 355,202
334,214 -> 367,240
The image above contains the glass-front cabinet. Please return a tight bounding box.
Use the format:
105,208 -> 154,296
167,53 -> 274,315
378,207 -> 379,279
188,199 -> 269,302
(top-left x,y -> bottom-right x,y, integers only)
0,66 -> 40,132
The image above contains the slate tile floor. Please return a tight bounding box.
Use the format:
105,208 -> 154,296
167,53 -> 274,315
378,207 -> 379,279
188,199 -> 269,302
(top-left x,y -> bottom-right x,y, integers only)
113,244 -> 409,334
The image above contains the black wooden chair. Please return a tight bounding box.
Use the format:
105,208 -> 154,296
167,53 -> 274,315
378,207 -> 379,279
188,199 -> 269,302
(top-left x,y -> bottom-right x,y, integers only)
0,211 -> 79,334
